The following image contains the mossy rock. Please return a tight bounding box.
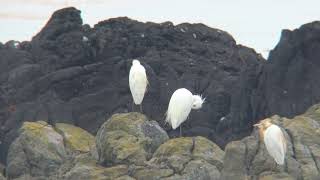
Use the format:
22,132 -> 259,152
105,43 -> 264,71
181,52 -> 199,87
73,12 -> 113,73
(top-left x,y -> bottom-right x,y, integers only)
63,163 -> 130,180
98,130 -> 147,165
222,106 -> 320,180
59,153 -> 132,180
180,160 -> 221,180
221,140 -> 248,180
283,116 -> 320,179
132,166 -> 173,180
115,175 -> 136,180
96,112 -> 168,166
304,104 -> 320,123
258,172 -> 295,180
284,116 -> 320,146
150,136 -> 224,173
55,123 -> 95,153
7,121 -> 67,179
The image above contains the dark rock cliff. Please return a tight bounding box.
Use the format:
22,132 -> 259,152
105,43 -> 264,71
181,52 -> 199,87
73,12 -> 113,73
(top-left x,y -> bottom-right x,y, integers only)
253,21 -> 320,121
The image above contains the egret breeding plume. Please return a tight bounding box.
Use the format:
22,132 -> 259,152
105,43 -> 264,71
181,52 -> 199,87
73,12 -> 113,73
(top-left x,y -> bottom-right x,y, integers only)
166,88 -> 205,136
129,59 -> 148,112
254,118 -> 287,165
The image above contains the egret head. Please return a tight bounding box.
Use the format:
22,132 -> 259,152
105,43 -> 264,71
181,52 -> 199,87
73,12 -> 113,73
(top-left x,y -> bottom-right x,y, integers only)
191,95 -> 205,109
132,59 -> 141,65
253,118 -> 273,130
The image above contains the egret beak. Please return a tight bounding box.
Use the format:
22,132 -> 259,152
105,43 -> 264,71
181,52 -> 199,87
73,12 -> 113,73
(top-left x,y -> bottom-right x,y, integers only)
253,123 -> 261,127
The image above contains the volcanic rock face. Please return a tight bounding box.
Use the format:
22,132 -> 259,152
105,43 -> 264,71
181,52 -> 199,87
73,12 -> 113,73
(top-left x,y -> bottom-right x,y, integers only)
253,21 -> 320,121
0,7 -> 266,163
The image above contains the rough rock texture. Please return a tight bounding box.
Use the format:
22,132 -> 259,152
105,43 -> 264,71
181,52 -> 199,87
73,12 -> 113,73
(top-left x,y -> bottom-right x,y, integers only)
253,21 -> 320,122
0,7 -> 265,163
147,136 -> 224,180
55,123 -> 95,153
58,154 -> 131,180
96,112 -> 169,166
5,121 -> 95,180
6,121 -> 67,179
5,112 -> 225,179
221,104 -> 320,180
5,107 -> 320,179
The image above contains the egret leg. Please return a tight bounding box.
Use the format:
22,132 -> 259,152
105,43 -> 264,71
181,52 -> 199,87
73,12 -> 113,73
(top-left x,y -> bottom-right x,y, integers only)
132,102 -> 134,112
271,162 -> 277,172
284,158 -> 288,172
180,125 -> 182,137
140,105 -> 143,113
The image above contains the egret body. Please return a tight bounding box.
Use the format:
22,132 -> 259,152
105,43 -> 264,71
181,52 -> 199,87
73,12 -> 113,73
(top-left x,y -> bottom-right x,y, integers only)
129,59 -> 148,112
254,119 -> 287,165
166,88 -> 205,136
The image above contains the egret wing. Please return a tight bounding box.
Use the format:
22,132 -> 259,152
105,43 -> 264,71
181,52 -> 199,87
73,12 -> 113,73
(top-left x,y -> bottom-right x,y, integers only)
166,89 -> 193,129
263,124 -> 287,165
129,65 -> 148,104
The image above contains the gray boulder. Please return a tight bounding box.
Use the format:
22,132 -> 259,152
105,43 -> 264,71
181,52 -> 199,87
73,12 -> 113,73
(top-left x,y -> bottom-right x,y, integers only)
143,136 -> 224,180
96,112 -> 169,166
6,121 -> 67,179
222,104 -> 320,179
6,121 -> 96,180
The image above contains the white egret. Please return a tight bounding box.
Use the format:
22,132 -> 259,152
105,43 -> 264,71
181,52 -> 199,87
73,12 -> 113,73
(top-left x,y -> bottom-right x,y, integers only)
166,88 -> 205,136
129,59 -> 148,112
254,118 -> 287,165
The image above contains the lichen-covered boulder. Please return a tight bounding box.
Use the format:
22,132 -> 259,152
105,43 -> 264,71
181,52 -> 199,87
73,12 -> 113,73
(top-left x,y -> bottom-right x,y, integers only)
220,140 -> 250,180
6,121 -> 67,179
96,112 -> 169,166
131,166 -> 174,180
144,136 -> 224,180
282,116 -> 320,179
180,160 -> 221,180
258,172 -> 295,180
55,123 -> 95,153
60,154 -> 131,180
